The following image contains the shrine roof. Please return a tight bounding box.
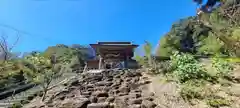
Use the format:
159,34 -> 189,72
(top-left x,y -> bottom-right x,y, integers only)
89,41 -> 139,49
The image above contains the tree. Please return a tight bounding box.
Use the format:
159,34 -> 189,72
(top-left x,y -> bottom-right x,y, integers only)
143,41 -> 153,67
0,31 -> 20,63
24,53 -> 62,101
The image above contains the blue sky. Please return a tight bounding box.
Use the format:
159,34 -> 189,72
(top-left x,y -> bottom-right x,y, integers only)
0,0 -> 197,53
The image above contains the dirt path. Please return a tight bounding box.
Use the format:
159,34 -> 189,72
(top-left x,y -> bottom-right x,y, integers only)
142,73 -> 191,108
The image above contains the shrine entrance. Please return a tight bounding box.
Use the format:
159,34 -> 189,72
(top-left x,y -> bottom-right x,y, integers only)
89,42 -> 139,69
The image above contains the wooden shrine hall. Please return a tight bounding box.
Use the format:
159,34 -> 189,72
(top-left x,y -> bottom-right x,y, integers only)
86,42 -> 139,69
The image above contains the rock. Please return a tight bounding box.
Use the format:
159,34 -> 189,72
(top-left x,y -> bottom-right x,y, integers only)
70,79 -> 79,86
114,74 -> 121,78
118,92 -> 129,96
143,97 -> 154,101
56,95 -> 65,100
86,84 -> 94,89
61,98 -> 90,108
109,103 -> 115,108
106,78 -> 113,81
97,97 -> 107,103
87,102 -> 110,108
129,98 -> 142,104
229,84 -> 240,96
77,98 -> 91,108
111,83 -> 121,89
141,100 -> 157,108
81,91 -> 91,96
114,97 -> 129,108
106,97 -> 115,103
119,86 -> 130,94
103,87 -> 110,92
148,92 -> 155,97
128,93 -> 141,98
96,81 -> 113,86
142,77 -> 148,80
92,91 -> 109,97
124,72 -> 135,77
88,88 -> 95,92
141,80 -> 151,85
90,96 -> 98,103
133,89 -> 142,93
95,86 -> 105,91
125,78 -> 132,82
133,77 -> 140,82
111,89 -> 120,95
129,104 -> 142,108
216,91 -> 228,98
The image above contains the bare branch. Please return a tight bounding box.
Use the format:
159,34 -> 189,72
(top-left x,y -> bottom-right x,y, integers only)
9,31 -> 20,51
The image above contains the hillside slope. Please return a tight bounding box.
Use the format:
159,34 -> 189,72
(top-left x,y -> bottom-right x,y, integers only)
156,0 -> 240,57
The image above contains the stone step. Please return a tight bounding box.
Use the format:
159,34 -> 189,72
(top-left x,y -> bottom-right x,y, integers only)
0,102 -> 14,108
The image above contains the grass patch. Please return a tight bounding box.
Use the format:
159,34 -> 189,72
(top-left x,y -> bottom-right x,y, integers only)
180,80 -> 212,101
206,96 -> 231,108
225,57 -> 240,63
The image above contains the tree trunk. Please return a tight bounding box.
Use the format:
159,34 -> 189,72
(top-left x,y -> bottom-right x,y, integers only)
41,88 -> 48,101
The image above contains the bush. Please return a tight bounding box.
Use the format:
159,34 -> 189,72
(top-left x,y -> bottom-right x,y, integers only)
206,96 -> 231,107
211,57 -> 234,77
157,61 -> 173,74
180,80 -> 211,101
11,102 -> 22,108
170,52 -> 209,83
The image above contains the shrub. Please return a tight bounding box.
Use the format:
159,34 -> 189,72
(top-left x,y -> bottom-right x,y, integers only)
157,61 -> 173,74
206,96 -> 231,107
170,52 -> 209,83
179,80 -> 215,103
211,56 -> 234,77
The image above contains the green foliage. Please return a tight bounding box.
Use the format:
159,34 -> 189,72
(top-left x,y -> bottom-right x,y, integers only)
134,55 -> 145,66
232,28 -> 240,40
170,52 -> 208,83
43,44 -> 89,66
143,41 -> 153,67
24,53 -> 63,101
0,43 -> 90,91
197,32 -> 224,55
206,97 -> 231,107
156,1 -> 240,57
211,56 -> 234,77
180,80 -> 210,101
157,61 -> 172,74
11,102 -> 22,108
156,17 -> 215,56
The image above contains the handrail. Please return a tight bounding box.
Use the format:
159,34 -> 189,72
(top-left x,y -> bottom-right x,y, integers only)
0,81 -> 26,93
0,83 -> 36,100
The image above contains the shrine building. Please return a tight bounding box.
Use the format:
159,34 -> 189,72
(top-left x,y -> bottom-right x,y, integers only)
86,42 -> 139,69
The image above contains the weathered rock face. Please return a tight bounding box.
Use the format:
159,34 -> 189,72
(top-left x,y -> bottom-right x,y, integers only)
33,69 -> 156,108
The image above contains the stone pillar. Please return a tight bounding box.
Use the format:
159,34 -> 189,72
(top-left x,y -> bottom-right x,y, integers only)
98,55 -> 102,69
